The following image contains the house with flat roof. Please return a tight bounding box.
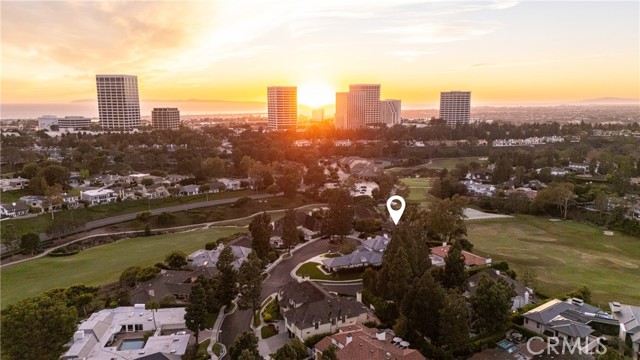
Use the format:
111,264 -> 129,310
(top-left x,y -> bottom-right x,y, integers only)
314,325 -> 425,360
278,281 -> 370,341
80,189 -> 117,205
609,302 -> 640,360
62,306 -> 189,360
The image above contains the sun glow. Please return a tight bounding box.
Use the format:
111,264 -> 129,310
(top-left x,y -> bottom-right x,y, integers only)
297,82 -> 335,108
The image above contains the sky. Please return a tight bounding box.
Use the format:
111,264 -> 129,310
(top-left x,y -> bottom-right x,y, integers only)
1,0 -> 639,110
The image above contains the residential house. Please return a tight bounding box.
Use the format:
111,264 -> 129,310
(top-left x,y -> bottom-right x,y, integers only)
314,325 -> 426,360
62,193 -> 81,209
523,298 -> 619,353
130,270 -> 209,305
430,244 -> 492,268
62,306 -> 190,360
7,177 -> 29,189
163,174 -> 189,185
0,201 -> 30,218
208,181 -> 227,193
609,302 -> 640,360
20,195 -> 49,210
568,162 -> 590,173
178,184 -> 199,196
218,178 -> 243,191
505,187 -> 538,200
463,180 -> 496,197
187,244 -> 252,271
465,269 -> 535,310
321,235 -> 389,272
278,281 -> 370,341
80,189 -> 118,205
144,184 -> 170,199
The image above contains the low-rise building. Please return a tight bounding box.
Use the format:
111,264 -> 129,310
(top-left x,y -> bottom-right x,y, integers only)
187,244 -> 252,271
429,244 -> 492,268
178,184 -> 199,196
609,302 -> 640,360
465,269 -> 535,310
0,201 -> 30,218
62,306 -> 190,360
80,189 -> 118,205
523,298 -> 619,353
130,270 -> 209,305
278,281 -> 370,341
314,325 -> 425,360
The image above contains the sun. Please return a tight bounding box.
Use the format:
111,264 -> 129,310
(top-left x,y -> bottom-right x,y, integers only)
297,82 -> 335,108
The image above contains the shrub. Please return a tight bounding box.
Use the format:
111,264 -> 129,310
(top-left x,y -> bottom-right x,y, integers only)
232,197 -> 251,208
305,332 -> 333,348
205,241 -> 218,250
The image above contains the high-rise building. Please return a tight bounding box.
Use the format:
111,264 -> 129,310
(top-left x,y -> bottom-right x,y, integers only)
439,91 -> 471,128
267,86 -> 297,130
96,74 -> 141,129
335,92 -> 349,129
59,116 -> 91,129
380,100 -> 402,125
152,108 -> 180,130
349,84 -> 381,125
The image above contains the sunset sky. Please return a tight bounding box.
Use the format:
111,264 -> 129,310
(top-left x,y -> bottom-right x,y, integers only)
1,0 -> 639,109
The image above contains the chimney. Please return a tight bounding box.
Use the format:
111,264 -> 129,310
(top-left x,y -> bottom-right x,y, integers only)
356,291 -> 362,303
375,330 -> 386,341
73,330 -> 85,341
442,241 -> 447,247
346,334 -> 353,345
148,290 -> 155,297
524,291 -> 530,304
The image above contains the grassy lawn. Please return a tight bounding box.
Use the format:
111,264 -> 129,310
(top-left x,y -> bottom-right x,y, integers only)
0,226 -> 244,308
194,339 -> 211,360
467,215 -> 640,306
205,311 -> 219,329
427,156 -> 484,170
1,190 -> 256,239
296,262 -> 364,281
0,189 -> 30,203
212,343 -> 222,356
261,324 -> 278,339
399,177 -> 433,203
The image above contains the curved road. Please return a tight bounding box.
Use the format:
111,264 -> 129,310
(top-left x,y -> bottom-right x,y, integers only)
219,238 -> 337,352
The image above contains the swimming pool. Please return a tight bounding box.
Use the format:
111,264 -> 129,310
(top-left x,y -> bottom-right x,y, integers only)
118,338 -> 145,351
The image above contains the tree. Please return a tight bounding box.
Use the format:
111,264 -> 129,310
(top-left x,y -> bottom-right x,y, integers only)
237,252 -> 262,312
249,212 -> 273,261
386,247 -> 413,304
520,267 -> 537,288
229,332 -> 261,360
200,157 -> 226,180
281,208 -> 299,253
321,345 -> 338,360
1,294 -> 78,360
165,250 -> 188,269
1,223 -> 20,260
321,188 -> 354,243
216,245 -> 238,306
238,349 -> 262,360
277,164 -> 302,198
426,196 -> 467,243
401,271 -> 445,341
304,164 -> 326,188
146,300 -> 160,328
20,232 -> 40,255
568,286 -> 592,304
470,274 -> 516,334
492,157 -> 513,184
120,266 -> 143,287
443,242 -> 468,292
184,283 -> 207,345
439,289 -> 470,351
430,174 -> 468,199
141,178 -> 154,186
273,343 -> 297,360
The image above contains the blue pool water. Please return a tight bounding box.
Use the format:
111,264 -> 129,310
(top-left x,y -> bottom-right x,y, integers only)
118,339 -> 145,351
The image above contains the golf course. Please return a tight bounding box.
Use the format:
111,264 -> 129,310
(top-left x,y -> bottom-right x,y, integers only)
467,215 -> 640,306
0,226 -> 245,308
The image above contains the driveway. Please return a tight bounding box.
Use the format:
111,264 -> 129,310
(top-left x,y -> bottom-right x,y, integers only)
219,238 -> 337,353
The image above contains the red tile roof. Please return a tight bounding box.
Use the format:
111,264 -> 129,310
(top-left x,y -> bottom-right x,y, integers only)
430,245 -> 490,267
315,326 -> 425,360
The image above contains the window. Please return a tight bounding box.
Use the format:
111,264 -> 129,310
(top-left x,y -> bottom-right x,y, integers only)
342,315 -> 346,323
525,318 -> 528,324
135,324 -> 143,331
315,322 -> 319,330
331,318 -> 336,325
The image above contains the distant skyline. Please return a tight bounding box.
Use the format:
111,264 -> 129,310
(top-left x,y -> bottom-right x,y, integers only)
1,1 -> 639,109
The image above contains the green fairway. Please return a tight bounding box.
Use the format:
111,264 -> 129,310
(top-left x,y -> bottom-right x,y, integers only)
467,215 -> 640,306
399,177 -> 433,203
0,226 -> 245,308
427,157 -> 484,170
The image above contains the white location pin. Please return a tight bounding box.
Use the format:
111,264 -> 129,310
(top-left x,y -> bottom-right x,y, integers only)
386,195 -> 406,225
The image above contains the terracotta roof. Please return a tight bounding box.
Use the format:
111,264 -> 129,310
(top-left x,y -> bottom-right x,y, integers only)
430,245 -> 490,267
315,326 -> 425,360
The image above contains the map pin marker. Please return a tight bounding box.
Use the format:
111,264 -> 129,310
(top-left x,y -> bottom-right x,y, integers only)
386,195 -> 406,225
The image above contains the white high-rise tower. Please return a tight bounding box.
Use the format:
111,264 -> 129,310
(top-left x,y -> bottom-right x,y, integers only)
96,74 -> 141,129
267,86 -> 297,130
439,91 -> 471,128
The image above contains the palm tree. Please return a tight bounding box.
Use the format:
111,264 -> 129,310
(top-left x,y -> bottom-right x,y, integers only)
146,300 -> 160,329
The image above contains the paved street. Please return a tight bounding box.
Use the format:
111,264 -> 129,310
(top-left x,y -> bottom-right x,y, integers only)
219,238 -> 338,353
